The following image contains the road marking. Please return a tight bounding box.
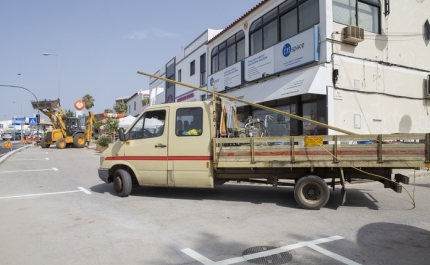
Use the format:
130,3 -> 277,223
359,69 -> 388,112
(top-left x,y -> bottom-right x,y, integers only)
0,168 -> 58,174
0,187 -> 92,200
8,158 -> 49,161
181,236 -> 361,265
78,187 -> 92,194
307,244 -> 361,265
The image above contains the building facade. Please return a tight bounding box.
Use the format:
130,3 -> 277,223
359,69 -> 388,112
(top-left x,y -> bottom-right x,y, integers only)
150,0 -> 430,136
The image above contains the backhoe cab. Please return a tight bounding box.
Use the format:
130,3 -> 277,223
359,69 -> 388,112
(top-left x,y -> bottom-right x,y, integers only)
31,99 -> 93,149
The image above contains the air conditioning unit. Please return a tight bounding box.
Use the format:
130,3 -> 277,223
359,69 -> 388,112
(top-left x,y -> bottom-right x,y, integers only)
342,26 -> 364,43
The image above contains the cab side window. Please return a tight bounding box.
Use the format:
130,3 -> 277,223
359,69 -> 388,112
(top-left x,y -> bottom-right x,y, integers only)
176,108 -> 203,136
129,110 -> 166,140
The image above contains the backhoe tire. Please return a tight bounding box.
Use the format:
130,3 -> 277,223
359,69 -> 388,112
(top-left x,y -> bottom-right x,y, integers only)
40,137 -> 50,149
55,138 -> 67,149
73,133 -> 85,148
294,175 -> 330,210
113,169 -> 132,197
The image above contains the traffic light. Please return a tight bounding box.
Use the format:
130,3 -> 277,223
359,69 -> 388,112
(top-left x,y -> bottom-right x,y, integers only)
36,114 -> 40,124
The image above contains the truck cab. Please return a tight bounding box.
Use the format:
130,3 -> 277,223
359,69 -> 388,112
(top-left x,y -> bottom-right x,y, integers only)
98,101 -> 214,196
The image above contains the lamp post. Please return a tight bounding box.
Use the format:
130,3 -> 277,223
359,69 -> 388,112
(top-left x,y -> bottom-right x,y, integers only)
18,73 -> 22,116
43,53 -> 61,104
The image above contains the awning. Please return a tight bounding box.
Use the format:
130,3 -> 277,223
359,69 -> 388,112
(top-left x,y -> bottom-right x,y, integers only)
225,65 -> 326,106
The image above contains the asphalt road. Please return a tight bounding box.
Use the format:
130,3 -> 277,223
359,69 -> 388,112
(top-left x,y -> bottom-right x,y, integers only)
0,140 -> 25,157
0,145 -> 429,265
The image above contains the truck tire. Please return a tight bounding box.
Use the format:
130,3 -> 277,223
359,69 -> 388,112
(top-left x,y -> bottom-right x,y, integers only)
56,138 -> 67,149
113,169 -> 132,197
40,137 -> 50,148
294,175 -> 330,210
73,133 -> 85,148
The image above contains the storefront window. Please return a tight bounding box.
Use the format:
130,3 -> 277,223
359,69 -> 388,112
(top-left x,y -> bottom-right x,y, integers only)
252,106 -> 291,137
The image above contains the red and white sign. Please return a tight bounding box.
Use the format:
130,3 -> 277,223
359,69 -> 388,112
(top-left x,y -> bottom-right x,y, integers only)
74,100 -> 85,110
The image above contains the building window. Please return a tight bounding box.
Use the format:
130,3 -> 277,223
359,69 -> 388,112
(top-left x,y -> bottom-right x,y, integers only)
333,0 -> 380,34
200,54 -> 206,86
129,105 -> 131,113
201,94 -> 206,101
190,60 -> 195,76
211,30 -> 245,74
178,69 -> 182,82
250,0 -> 320,56
134,101 -> 136,111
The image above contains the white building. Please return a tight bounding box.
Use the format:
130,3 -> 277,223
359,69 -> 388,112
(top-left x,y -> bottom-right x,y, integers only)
150,0 -> 430,136
125,89 -> 150,117
149,29 -> 222,105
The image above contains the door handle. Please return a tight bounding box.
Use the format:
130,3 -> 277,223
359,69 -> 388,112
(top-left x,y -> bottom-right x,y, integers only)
155,143 -> 167,148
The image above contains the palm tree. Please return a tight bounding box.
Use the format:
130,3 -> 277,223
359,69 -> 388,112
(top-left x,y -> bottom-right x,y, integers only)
82,94 -> 95,110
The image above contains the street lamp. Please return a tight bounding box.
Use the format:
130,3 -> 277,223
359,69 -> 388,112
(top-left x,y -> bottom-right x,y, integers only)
43,53 -> 61,104
18,73 -> 22,116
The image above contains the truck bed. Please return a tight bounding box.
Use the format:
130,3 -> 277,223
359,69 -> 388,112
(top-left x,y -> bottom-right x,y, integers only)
214,133 -> 430,169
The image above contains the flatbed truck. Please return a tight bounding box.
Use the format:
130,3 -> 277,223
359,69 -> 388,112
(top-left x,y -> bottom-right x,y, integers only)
98,94 -> 430,209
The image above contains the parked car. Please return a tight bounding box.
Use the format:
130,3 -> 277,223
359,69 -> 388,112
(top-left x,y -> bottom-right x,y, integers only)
2,131 -> 21,141
2,133 -> 12,141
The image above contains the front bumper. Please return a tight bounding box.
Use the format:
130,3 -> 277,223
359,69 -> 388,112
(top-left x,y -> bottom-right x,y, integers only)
98,168 -> 110,183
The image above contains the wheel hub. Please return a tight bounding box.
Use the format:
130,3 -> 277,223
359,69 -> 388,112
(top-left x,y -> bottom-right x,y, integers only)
303,184 -> 320,200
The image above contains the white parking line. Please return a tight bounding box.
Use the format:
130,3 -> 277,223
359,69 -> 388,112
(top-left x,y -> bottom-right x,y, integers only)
8,158 -> 49,161
0,167 -> 58,174
181,235 -> 361,265
307,244 -> 361,265
0,187 -> 92,200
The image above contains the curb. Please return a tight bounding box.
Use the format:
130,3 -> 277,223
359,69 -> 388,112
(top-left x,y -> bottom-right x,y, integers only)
0,145 -> 32,165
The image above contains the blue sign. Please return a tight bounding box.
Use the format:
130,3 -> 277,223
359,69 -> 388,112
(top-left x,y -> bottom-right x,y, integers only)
282,43 -> 292,57
29,117 -> 37,125
12,117 -> 26,126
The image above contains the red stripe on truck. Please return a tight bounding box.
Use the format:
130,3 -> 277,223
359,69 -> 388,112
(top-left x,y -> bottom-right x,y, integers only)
105,156 -> 212,161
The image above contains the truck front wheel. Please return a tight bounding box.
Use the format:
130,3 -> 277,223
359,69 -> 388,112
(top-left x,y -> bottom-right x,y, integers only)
294,175 -> 330,210
113,169 -> 132,197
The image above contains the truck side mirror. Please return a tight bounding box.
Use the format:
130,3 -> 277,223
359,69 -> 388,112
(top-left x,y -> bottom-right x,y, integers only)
118,128 -> 128,141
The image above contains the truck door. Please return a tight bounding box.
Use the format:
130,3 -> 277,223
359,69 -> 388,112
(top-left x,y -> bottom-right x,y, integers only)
124,108 -> 168,186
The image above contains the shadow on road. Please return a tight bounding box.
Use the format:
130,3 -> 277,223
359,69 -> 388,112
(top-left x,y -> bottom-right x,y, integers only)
90,181 -> 382,210
354,222 -> 430,264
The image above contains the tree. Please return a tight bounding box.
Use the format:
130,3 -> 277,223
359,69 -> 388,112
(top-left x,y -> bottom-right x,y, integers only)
104,117 -> 119,142
114,101 -> 127,114
142,98 -> 149,106
64,109 -> 75,117
82,94 -> 95,110
104,117 -> 119,133
104,109 -> 113,113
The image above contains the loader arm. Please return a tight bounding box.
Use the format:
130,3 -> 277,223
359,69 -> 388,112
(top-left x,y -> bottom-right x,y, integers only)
85,111 -> 96,144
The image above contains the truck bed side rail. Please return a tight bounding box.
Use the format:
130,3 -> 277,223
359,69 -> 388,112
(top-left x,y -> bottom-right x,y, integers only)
213,133 -> 430,169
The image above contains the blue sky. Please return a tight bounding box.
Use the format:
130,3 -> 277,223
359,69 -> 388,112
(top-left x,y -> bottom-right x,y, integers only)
0,0 -> 261,120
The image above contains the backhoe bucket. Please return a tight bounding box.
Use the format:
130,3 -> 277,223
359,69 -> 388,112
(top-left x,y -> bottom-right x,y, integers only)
31,99 -> 60,110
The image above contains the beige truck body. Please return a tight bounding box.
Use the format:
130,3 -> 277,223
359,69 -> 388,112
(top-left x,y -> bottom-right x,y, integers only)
98,100 -> 430,209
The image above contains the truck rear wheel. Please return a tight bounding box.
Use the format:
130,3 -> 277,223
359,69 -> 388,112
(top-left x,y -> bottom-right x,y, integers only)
56,138 -> 66,149
113,169 -> 132,197
73,133 -> 85,148
40,137 -> 50,149
294,175 -> 330,210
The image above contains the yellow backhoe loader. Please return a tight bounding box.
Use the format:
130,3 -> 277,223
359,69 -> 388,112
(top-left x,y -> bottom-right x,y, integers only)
31,99 -> 95,149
